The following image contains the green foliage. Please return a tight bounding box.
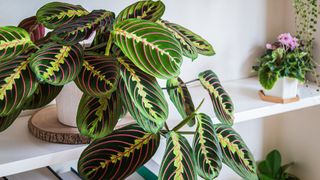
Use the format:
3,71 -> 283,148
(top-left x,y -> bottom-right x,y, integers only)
258,150 -> 300,180
254,47 -> 310,90
0,1 -> 258,180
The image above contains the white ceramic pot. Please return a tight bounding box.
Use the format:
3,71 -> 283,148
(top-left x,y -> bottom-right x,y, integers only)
263,77 -> 298,99
56,82 -> 83,127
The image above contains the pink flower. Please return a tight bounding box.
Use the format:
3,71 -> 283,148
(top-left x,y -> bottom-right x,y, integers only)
266,43 -> 273,50
277,33 -> 299,50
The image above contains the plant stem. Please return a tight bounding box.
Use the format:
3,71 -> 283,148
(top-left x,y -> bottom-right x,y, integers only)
162,78 -> 200,90
171,99 -> 205,132
84,42 -> 107,51
104,33 -> 113,56
164,122 -> 170,131
178,131 -> 196,135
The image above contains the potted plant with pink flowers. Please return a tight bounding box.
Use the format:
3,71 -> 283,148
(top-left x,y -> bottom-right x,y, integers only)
253,33 -> 311,101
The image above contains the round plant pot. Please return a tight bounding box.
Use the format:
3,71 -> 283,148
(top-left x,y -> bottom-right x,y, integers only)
55,82 -> 83,127
263,77 -> 298,99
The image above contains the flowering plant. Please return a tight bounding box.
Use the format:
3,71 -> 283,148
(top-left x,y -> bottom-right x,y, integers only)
253,33 -> 311,90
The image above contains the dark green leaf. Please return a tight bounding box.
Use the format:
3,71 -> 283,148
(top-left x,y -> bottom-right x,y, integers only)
158,132 -> 197,180
199,70 -> 234,125
215,124 -> 258,180
115,0 -> 165,23
113,18 -> 183,79
0,55 -> 38,116
157,20 -> 198,60
119,57 -> 168,125
167,77 -> 195,126
36,2 -> 89,29
74,52 -> 119,98
118,79 -> 163,134
77,91 -> 122,139
51,10 -> 115,45
29,42 -> 84,86
0,108 -> 22,133
0,26 -> 34,62
23,82 -> 62,110
78,124 -> 160,179
193,113 -> 222,179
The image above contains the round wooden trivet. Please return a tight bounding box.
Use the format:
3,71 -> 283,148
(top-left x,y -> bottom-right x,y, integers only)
28,105 -> 91,144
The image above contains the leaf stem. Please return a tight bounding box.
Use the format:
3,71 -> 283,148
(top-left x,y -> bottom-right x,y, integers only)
104,33 -> 113,56
162,78 -> 199,90
171,99 -> 204,132
164,122 -> 170,131
178,131 -> 196,135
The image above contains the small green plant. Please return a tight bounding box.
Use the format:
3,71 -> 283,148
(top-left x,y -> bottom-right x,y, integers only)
258,150 -> 300,180
253,33 -> 311,90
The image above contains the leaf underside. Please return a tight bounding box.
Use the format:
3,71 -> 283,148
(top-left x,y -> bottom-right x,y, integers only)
18,16 -> 45,42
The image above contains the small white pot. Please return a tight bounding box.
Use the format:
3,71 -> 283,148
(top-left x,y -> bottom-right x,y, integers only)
56,82 -> 83,127
263,77 -> 298,99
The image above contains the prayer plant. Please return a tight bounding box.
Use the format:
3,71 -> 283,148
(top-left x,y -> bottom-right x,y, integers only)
0,1 -> 258,179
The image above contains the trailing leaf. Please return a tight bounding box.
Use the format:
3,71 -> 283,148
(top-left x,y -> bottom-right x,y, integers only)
0,56 -> 38,116
78,124 -> 160,180
157,20 -> 198,60
118,57 -> 168,124
77,91 -> 122,139
199,70 -> 234,125
51,10 -> 115,45
115,0 -> 165,23
158,131 -> 197,180
167,77 -> 195,126
36,2 -> 89,29
0,108 -> 22,133
113,18 -> 183,79
193,113 -> 222,179
118,79 -> 163,133
29,42 -> 84,86
23,83 -> 63,110
74,52 -> 119,98
0,26 -> 34,62
158,21 -> 215,56
215,124 -> 258,180
18,16 -> 45,42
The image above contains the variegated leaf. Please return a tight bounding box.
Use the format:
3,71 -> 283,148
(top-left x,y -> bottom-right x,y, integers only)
157,20 -> 198,60
158,131 -> 197,180
51,10 -> 115,45
113,19 -> 183,79
115,0 -> 165,23
118,57 -> 168,124
0,26 -> 34,62
78,124 -> 160,180
36,2 -> 89,29
0,108 -> 22,133
29,42 -> 84,86
0,56 -> 38,116
193,113 -> 222,179
74,52 -> 119,98
23,83 -> 62,110
77,91 -> 122,139
18,16 -> 45,42
167,77 -> 195,126
118,79 -> 163,133
199,70 -> 234,126
215,124 -> 258,180
162,22 -> 215,56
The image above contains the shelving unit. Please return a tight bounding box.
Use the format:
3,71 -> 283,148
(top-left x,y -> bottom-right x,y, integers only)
1,77 -> 320,177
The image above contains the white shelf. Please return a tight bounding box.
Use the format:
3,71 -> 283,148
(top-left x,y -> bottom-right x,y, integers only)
1,77 -> 320,177
165,77 -> 320,130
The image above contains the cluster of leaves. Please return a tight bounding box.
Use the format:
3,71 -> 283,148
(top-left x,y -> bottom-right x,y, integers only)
258,150 -> 299,180
293,0 -> 320,87
253,47 -> 311,90
0,1 -> 258,179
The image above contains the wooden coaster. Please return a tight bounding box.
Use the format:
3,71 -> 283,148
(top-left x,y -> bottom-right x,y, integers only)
28,106 -> 91,144
259,90 -> 300,104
